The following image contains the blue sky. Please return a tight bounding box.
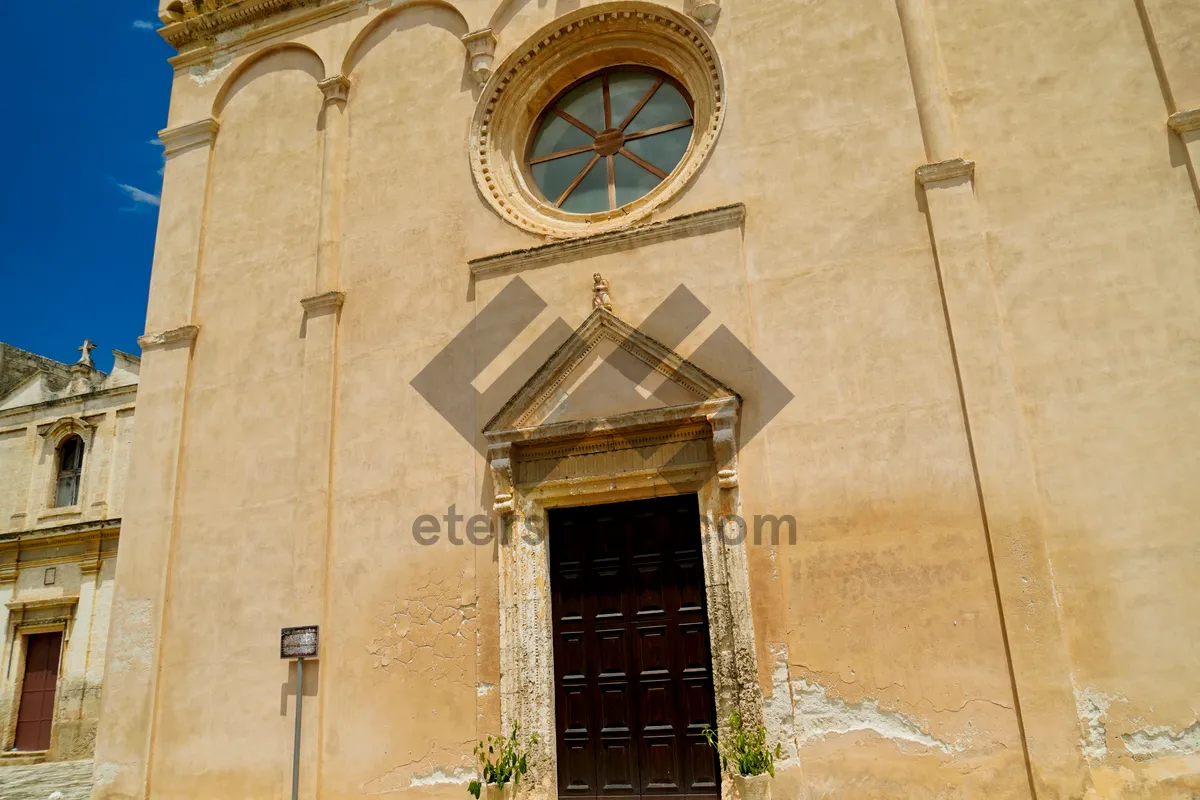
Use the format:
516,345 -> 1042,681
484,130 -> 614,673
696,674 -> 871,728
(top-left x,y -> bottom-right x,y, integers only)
0,5 -> 174,373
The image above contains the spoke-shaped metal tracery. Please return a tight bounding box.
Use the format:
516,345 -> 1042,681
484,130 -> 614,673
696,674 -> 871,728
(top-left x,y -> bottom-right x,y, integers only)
528,67 -> 695,213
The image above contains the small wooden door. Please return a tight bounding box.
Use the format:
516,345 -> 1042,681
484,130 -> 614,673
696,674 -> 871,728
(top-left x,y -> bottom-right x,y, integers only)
14,631 -> 62,751
550,495 -> 720,799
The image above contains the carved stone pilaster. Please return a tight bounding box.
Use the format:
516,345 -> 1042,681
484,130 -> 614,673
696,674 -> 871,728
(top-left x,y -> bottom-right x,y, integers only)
159,118 -> 220,157
318,75 -> 350,105
489,442 -> 515,516
461,29 -> 498,86
706,402 -> 739,490
138,325 -> 199,350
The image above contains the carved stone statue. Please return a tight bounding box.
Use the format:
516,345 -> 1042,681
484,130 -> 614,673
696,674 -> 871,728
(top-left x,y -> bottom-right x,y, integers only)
592,273 -> 613,312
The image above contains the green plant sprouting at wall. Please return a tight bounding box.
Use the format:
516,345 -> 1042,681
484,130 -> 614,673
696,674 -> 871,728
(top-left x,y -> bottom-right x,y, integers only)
467,721 -> 539,798
702,710 -> 782,778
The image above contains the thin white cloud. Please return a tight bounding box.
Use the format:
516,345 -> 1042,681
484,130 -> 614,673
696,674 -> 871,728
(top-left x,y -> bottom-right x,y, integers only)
132,20 -> 159,31
117,183 -> 161,208
148,137 -> 163,147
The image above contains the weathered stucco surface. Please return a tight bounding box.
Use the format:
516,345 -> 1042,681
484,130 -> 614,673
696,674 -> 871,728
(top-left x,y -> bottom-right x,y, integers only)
91,0 -> 1200,798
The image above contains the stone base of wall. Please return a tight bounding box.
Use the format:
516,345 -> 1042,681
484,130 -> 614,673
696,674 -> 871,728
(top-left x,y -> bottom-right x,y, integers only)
0,760 -> 93,800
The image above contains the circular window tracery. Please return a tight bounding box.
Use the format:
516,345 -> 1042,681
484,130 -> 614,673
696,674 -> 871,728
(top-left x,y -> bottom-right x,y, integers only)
528,67 -> 695,214
469,4 -> 726,239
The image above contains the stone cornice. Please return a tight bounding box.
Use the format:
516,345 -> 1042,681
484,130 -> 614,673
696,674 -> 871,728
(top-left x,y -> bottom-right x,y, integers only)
138,325 -> 200,350
160,118 -> 220,157
916,158 -> 976,186
0,384 -> 136,423
159,0 -> 327,51
1168,108 -> 1200,134
0,518 -> 121,547
300,291 -> 345,312
468,204 -> 746,279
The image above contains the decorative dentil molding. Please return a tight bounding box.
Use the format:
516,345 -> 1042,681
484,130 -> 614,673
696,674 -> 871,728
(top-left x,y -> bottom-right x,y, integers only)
138,325 -> 200,350
158,0 -> 325,49
916,157 -> 976,186
300,291 -> 345,313
1168,108 -> 1200,134
461,29 -> 499,87
691,1 -> 721,26
159,118 -> 221,157
318,75 -> 350,105
468,204 -> 746,278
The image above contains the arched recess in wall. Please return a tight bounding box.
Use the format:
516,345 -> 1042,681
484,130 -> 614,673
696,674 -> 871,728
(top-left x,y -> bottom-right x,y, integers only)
341,0 -> 469,77
212,43 -> 327,118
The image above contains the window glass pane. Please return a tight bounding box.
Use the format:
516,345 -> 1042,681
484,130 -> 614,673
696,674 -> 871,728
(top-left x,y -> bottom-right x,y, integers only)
531,114 -> 593,158
556,77 -> 605,132
624,125 -> 693,174
532,151 -> 595,204
55,476 -> 78,508
613,154 -> 661,207
561,159 -> 610,213
625,83 -> 692,134
609,72 -> 659,127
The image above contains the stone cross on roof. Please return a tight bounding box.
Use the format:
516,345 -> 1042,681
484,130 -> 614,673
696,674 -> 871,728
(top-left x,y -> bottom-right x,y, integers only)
76,339 -> 97,368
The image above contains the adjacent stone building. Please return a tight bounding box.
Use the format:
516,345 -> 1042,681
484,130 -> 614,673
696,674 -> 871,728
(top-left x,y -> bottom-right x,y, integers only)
92,0 -> 1200,798
0,342 -> 138,798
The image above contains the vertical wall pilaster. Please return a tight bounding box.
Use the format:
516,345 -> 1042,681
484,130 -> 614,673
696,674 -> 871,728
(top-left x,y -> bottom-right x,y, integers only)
91,118 -> 217,800
1138,0 -> 1200,205
305,75 -> 350,800
894,0 -> 1086,795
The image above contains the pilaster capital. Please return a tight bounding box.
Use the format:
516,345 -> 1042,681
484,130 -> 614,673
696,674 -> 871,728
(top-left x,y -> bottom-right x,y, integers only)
159,118 -> 220,157
461,29 -> 498,86
300,291 -> 345,313
916,157 -> 975,186
318,75 -> 350,105
1168,108 -> 1200,134
138,325 -> 199,350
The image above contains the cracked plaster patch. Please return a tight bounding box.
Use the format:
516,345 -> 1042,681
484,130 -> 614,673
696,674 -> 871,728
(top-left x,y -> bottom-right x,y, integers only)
763,644 -> 800,765
1075,687 -> 1121,762
793,678 -> 959,754
408,766 -> 477,787
367,576 -> 477,684
1122,719 -> 1200,761
188,52 -> 234,86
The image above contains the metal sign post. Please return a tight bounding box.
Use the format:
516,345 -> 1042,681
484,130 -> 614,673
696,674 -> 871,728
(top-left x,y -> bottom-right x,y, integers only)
281,626 -> 319,800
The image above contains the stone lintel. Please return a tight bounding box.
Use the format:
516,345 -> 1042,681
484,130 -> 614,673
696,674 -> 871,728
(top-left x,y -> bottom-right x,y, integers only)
300,291 -> 346,313
1168,108 -> 1200,134
916,157 -> 976,186
159,118 -> 220,157
468,203 -> 746,278
138,325 -> 199,350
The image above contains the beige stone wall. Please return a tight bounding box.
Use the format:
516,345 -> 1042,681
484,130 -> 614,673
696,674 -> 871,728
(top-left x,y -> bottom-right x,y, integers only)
95,0 -> 1200,798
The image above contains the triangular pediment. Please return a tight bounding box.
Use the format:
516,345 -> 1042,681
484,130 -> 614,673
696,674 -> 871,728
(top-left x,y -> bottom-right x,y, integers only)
0,370 -> 52,411
484,308 -> 738,434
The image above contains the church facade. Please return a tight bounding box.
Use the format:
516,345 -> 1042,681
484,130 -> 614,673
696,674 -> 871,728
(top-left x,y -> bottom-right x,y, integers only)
0,342 -> 138,797
91,0 -> 1200,798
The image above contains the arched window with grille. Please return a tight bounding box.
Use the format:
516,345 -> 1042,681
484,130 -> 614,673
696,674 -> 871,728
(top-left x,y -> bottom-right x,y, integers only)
54,436 -> 84,508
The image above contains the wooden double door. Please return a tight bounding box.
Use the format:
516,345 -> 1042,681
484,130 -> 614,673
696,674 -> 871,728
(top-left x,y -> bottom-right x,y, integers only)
15,631 -> 63,751
549,495 -> 720,799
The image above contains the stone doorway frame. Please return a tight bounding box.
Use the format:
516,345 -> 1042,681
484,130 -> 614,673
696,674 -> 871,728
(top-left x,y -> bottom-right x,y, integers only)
483,311 -> 764,799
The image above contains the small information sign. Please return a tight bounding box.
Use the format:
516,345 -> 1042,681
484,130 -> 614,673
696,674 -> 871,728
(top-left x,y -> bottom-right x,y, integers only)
280,625 -> 319,659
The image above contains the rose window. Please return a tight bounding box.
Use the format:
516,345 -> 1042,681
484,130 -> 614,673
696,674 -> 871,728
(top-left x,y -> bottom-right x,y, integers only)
526,67 -> 696,214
